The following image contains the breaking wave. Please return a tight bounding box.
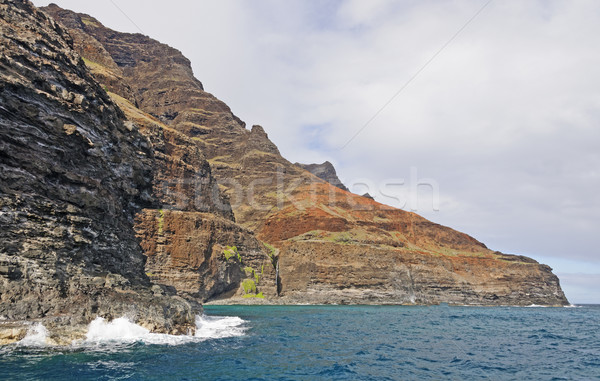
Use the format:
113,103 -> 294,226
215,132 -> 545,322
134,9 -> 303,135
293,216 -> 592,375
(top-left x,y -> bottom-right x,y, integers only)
17,323 -> 49,347
194,314 -> 246,339
17,314 -> 247,347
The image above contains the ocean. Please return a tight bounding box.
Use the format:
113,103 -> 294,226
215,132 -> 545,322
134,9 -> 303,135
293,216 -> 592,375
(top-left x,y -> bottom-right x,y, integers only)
1,305 -> 599,380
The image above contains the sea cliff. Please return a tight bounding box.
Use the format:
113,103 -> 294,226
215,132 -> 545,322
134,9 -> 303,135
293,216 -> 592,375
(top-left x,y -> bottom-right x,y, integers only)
0,0 -> 198,343
0,1 -> 567,345
44,4 -> 567,307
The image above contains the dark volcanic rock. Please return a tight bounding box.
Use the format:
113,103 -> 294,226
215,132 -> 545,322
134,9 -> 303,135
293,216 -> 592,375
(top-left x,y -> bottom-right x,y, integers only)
296,161 -> 349,191
0,0 -> 196,343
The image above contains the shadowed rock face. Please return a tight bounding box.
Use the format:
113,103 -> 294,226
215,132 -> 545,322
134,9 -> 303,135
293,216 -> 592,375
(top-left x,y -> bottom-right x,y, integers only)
45,4 -> 569,306
296,161 -> 349,192
0,0 -> 198,343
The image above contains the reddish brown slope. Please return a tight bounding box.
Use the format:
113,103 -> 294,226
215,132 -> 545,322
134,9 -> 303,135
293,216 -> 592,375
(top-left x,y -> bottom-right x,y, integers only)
44,5 -> 568,306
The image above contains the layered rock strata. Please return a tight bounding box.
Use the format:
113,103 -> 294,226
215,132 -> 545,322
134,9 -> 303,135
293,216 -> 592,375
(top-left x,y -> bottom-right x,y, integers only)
45,5 -> 568,306
0,0 -> 198,344
42,4 -> 275,303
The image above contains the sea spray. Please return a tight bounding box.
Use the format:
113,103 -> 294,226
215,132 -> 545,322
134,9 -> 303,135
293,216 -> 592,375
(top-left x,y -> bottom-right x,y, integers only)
194,315 -> 246,339
18,323 -> 49,346
15,314 -> 248,347
83,315 -> 247,345
85,317 -> 151,343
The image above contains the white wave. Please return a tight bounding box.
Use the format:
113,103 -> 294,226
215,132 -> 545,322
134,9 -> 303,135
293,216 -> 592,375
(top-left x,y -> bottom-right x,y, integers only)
18,323 -> 49,346
83,316 -> 197,346
85,317 -> 151,343
83,314 -> 247,346
194,315 -> 246,339
14,314 -> 247,347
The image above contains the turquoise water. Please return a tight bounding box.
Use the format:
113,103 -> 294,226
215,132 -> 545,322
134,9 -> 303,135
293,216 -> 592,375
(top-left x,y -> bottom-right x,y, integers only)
1,305 -> 599,380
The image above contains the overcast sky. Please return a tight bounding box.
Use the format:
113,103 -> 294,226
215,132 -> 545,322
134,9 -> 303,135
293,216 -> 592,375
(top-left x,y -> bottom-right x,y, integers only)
32,0 -> 600,303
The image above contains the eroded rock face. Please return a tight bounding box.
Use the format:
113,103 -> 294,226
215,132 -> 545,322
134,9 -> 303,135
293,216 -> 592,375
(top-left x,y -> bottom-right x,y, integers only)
296,161 -> 349,192
0,0 -> 197,343
45,4 -> 569,306
42,4 -> 271,302
136,209 -> 277,301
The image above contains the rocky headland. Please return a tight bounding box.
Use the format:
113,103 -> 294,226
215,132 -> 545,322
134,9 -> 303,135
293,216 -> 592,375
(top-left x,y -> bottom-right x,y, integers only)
44,3 -> 567,307
0,0 -> 568,343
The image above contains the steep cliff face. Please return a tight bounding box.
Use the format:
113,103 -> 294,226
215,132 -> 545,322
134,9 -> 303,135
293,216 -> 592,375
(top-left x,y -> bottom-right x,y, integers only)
117,93 -> 275,301
45,5 -> 568,306
42,4 -> 273,302
296,161 -> 349,192
0,0 -> 197,343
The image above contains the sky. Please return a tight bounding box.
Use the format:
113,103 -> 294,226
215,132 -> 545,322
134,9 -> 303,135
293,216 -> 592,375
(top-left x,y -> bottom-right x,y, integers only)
31,0 -> 600,304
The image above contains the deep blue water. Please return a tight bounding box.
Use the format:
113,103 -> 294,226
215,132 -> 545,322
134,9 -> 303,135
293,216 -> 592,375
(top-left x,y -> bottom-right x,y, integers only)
1,305 -> 600,380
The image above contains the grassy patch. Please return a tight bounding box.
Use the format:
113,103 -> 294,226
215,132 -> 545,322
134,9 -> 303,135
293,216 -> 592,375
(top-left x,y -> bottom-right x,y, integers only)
108,91 -> 165,127
242,279 -> 257,294
207,159 -> 238,168
319,204 -> 353,221
242,292 -> 264,299
373,216 -> 392,223
188,108 -> 216,114
333,232 -> 352,244
244,265 -> 263,286
80,56 -> 118,80
222,245 -> 241,262
241,149 -> 280,160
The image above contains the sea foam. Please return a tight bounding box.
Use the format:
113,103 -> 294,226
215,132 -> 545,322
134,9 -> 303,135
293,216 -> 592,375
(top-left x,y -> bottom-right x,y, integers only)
18,323 -> 49,346
83,315 -> 247,346
17,314 -> 247,347
194,314 -> 246,339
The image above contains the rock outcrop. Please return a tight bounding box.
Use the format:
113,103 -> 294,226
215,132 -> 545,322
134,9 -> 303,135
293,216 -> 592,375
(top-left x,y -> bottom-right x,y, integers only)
0,0 -> 198,344
296,161 -> 349,192
42,4 -> 274,303
44,5 -> 568,306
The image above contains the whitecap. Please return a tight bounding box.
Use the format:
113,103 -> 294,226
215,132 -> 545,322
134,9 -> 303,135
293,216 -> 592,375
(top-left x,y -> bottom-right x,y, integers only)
194,315 -> 246,339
